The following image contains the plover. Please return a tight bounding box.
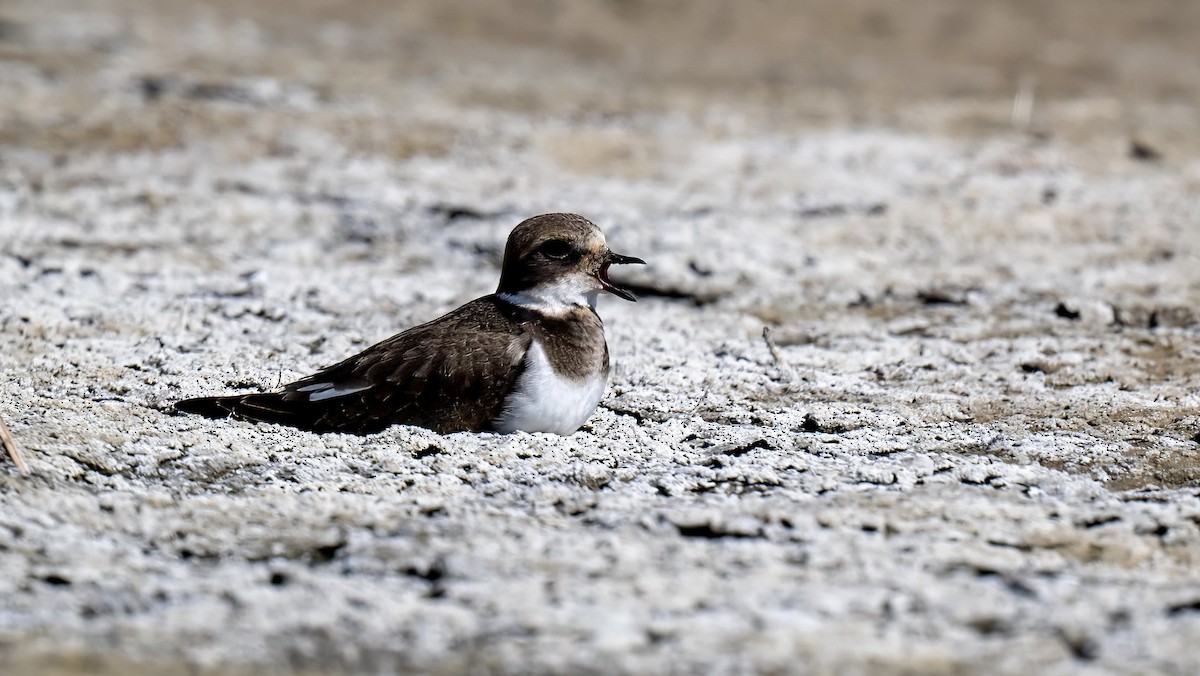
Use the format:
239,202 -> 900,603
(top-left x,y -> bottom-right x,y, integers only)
175,213 -> 644,435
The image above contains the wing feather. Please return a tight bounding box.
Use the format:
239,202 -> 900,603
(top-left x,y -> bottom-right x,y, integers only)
176,296 -> 533,434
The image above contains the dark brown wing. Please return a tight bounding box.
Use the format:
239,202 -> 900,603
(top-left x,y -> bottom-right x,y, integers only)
175,296 -> 533,434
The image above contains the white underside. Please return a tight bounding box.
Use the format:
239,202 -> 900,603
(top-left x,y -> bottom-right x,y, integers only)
492,340 -> 608,435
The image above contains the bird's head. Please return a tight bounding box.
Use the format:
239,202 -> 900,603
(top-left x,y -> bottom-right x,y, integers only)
496,213 -> 645,312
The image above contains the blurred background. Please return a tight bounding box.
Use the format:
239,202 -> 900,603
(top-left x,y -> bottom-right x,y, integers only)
3,0 -> 1199,162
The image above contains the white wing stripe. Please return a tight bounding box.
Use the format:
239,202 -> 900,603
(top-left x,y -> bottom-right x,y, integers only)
300,383 -> 372,401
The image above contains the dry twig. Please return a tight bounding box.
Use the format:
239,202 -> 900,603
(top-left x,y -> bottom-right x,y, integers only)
1011,73 -> 1036,133
0,414 -> 28,475
762,326 -> 784,366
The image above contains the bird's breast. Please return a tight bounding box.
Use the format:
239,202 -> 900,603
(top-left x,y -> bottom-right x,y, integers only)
491,339 -> 608,435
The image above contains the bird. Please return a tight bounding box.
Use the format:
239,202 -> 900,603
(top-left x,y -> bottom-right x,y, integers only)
175,213 -> 645,435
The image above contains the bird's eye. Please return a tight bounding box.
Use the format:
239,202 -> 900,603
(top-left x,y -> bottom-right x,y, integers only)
537,239 -> 574,260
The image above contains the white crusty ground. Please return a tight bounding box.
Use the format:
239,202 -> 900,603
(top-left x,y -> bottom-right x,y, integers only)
3,1 -> 1200,674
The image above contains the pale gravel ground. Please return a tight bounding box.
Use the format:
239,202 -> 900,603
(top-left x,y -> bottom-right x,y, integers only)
3,1 -> 1200,674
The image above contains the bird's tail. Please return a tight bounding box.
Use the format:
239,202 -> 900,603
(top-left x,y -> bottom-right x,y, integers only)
174,395 -> 236,419
175,393 -> 320,430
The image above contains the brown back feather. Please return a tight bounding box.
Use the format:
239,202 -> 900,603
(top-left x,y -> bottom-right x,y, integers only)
178,296 -> 534,434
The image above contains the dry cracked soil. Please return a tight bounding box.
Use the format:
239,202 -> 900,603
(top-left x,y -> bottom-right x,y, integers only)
3,1 -> 1200,674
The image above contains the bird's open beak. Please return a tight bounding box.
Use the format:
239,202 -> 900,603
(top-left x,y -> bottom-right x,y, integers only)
597,251 -> 646,302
